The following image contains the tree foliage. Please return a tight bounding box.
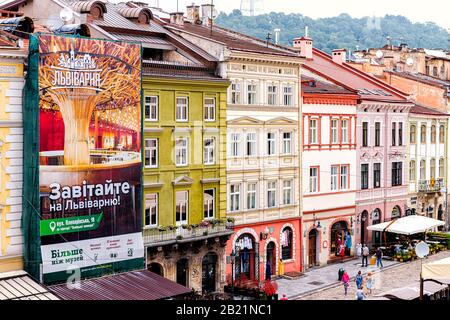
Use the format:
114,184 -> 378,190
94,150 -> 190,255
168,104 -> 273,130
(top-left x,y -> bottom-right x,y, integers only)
216,11 -> 449,53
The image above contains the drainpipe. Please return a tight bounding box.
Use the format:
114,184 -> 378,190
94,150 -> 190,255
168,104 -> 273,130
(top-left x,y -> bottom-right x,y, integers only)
384,108 -> 389,226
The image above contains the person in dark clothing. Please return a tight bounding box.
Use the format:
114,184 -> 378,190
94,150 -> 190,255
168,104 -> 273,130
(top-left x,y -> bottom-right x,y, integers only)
265,261 -> 272,280
376,247 -> 383,268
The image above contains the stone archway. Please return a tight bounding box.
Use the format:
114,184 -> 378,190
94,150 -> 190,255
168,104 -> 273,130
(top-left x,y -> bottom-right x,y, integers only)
148,262 -> 164,277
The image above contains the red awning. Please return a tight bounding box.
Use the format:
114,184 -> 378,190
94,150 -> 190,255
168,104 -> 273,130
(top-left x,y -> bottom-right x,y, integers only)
48,270 -> 191,300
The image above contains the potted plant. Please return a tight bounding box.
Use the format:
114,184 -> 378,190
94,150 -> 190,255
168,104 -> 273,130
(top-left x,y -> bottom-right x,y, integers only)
158,225 -> 167,232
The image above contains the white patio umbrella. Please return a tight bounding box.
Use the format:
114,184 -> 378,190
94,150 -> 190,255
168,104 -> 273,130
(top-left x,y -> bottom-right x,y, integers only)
422,257 -> 450,281
367,215 -> 445,235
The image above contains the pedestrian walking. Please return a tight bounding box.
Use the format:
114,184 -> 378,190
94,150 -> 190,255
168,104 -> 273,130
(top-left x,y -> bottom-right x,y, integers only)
366,272 -> 374,294
355,271 -> 363,289
376,247 -> 383,268
362,244 -> 369,267
356,243 -> 362,258
342,271 -> 350,295
265,261 -> 272,280
355,288 -> 367,300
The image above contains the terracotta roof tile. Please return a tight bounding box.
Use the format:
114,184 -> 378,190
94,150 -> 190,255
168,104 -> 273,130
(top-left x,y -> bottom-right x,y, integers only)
410,104 -> 449,116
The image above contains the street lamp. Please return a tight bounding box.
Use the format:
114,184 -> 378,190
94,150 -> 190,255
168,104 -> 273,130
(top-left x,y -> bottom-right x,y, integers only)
230,249 -> 238,290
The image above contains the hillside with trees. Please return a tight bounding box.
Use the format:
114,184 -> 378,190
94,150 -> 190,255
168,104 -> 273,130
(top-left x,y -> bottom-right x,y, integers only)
215,10 -> 449,53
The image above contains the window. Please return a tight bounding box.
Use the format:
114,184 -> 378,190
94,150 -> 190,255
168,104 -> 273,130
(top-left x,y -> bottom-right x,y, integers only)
430,158 -> 436,178
410,125 -> 416,144
331,119 -> 338,144
431,125 -> 436,144
267,85 -> 277,105
398,122 -> 403,146
439,125 -> 445,143
267,181 -> 277,208
362,122 -> 368,147
410,160 -> 416,181
204,97 -> 215,121
341,119 -> 348,143
145,96 -> 158,121
176,97 -> 188,121
204,189 -> 215,219
309,119 -> 318,144
246,183 -> 257,210
282,132 -> 292,154
309,167 -> 318,193
231,82 -> 241,104
392,162 -> 402,187
230,133 -> 241,157
391,122 -> 396,146
420,159 -> 426,180
145,193 -> 158,227
281,227 -> 293,260
361,164 -> 369,190
340,165 -> 349,189
374,163 -> 381,188
282,180 -> 293,205
246,132 -> 257,156
421,125 -> 426,144
175,138 -> 188,166
145,138 -> 158,168
230,184 -> 240,212
175,191 -> 188,224
267,132 -> 276,155
433,66 -> 438,77
331,165 -> 338,191
375,122 -> 381,147
247,83 -> 257,105
439,158 -> 445,178
204,138 -> 215,165
283,85 -> 293,106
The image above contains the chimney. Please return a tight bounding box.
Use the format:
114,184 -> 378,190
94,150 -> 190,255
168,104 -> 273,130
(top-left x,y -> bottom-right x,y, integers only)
186,4 -> 200,24
332,49 -> 347,65
170,12 -> 184,26
293,37 -> 313,60
201,3 -> 214,26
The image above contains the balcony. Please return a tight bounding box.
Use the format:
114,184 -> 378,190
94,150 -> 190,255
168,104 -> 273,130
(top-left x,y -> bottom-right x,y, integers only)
143,220 -> 235,247
418,178 -> 445,193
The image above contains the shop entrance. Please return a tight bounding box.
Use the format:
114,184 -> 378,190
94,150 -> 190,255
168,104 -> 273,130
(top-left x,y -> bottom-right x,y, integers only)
266,242 -> 276,276
360,210 -> 368,245
308,229 -> 318,267
330,221 -> 349,256
176,258 -> 189,287
202,252 -> 218,293
234,233 -> 259,282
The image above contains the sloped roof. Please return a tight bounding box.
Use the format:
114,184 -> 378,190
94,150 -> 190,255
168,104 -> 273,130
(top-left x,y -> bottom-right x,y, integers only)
410,103 -> 449,117
0,270 -> 59,300
301,75 -> 356,95
386,70 -> 450,89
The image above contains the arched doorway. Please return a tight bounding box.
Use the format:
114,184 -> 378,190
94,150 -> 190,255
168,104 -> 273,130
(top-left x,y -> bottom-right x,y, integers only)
308,229 -> 318,267
148,262 -> 164,277
266,242 -> 276,277
372,209 -> 382,246
330,221 -> 349,256
360,210 -> 368,246
391,206 -> 401,220
176,258 -> 189,287
234,233 -> 258,282
202,252 -> 218,293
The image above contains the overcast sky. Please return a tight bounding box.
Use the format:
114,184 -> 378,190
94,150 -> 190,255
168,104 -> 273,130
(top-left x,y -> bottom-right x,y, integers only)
125,0 -> 450,29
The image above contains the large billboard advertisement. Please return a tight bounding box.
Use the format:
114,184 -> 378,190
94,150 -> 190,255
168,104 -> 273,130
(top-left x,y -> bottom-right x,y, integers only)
34,34 -> 143,284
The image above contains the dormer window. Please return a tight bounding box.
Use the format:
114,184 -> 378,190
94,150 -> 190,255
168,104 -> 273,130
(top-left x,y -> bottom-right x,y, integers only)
71,1 -> 107,20
138,11 -> 151,24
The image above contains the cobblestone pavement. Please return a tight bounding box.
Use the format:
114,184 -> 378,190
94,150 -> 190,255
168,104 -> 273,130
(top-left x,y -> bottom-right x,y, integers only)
299,250 -> 450,300
276,256 -> 399,299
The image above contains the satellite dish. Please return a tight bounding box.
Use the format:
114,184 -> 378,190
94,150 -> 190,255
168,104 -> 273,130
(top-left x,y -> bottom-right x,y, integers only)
406,57 -> 414,66
60,7 -> 74,23
376,50 -> 384,59
415,241 -> 430,259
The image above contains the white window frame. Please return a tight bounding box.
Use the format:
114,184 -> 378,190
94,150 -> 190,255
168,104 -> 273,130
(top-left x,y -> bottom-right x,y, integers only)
175,191 -> 188,225
340,165 -> 349,190
283,85 -> 293,106
267,180 -> 277,208
145,138 -> 158,168
247,83 -> 258,105
267,132 -> 276,155
230,133 -> 241,157
282,180 -> 293,205
267,84 -> 278,105
231,81 -> 241,104
341,119 -> 349,144
310,167 -> 318,193
204,189 -> 215,219
204,138 -> 215,165
145,193 -> 158,228
309,119 -> 318,144
331,165 -> 338,191
144,96 -> 158,122
175,138 -> 188,166
246,182 -> 257,210
246,132 -> 257,157
204,97 -> 216,122
331,119 -> 339,144
176,97 -> 188,122
282,132 -> 292,155
230,184 -> 241,212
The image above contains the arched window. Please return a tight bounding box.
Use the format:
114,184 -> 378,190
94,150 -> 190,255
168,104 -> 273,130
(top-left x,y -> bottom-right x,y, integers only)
410,125 -> 416,144
281,227 -> 293,260
430,158 -> 436,178
148,262 -> 164,277
439,125 -> 445,143
420,125 -> 426,144
391,206 -> 401,219
439,158 -> 445,178
420,159 -> 426,180
431,125 -> 436,144
409,160 -> 416,181
235,233 -> 257,281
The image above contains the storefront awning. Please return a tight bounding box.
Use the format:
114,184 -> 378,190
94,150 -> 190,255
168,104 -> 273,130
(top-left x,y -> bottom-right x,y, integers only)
366,215 -> 445,235
48,269 -> 191,300
422,257 -> 450,281
375,281 -> 448,300
0,270 -> 59,300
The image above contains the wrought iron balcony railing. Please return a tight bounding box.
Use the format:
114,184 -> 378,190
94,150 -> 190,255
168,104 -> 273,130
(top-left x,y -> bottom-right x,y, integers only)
143,221 -> 234,247
418,178 -> 445,193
